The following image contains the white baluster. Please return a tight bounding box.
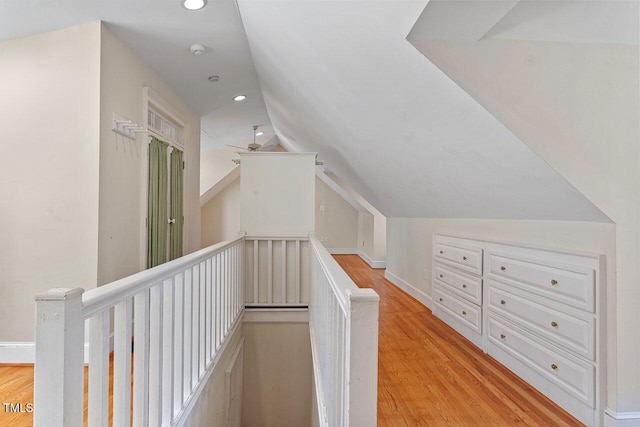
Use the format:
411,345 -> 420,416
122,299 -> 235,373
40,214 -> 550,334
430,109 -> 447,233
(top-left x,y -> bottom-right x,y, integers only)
173,273 -> 184,413
253,240 -> 258,304
114,298 -> 133,426
149,284 -> 163,426
133,290 -> 150,427
88,310 -> 109,427
183,268 -> 193,398
267,240 -> 273,304
162,279 -> 175,424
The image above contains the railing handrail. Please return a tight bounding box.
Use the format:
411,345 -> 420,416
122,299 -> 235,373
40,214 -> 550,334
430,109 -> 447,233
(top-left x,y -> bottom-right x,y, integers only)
244,234 -> 309,240
309,236 -> 362,313
309,235 -> 379,427
82,235 -> 245,319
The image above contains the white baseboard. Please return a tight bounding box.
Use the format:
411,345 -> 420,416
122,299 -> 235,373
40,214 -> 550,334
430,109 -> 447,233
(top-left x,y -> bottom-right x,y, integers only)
357,250 -> 386,269
384,270 -> 432,310
243,308 -> 309,323
0,342 -> 37,363
0,336 -> 114,364
327,248 -> 358,255
326,248 -> 386,269
605,408 -> 640,427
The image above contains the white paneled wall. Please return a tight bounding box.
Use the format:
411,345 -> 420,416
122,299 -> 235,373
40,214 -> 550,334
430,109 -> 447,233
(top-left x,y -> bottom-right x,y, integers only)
244,236 -> 310,306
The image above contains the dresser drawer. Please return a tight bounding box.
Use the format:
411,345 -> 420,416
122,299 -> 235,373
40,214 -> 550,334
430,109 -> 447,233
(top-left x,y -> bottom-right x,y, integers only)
434,286 -> 481,334
434,242 -> 482,275
487,316 -> 594,406
488,284 -> 594,360
434,263 -> 482,305
487,253 -> 595,312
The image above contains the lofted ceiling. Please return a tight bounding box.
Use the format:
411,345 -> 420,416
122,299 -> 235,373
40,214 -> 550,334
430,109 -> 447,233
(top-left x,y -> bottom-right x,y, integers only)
236,0 -> 612,220
2,0 -> 631,220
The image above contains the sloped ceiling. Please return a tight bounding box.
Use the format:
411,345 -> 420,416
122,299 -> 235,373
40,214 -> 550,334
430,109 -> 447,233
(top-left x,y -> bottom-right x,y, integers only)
408,0 -> 639,223
236,0 -> 609,221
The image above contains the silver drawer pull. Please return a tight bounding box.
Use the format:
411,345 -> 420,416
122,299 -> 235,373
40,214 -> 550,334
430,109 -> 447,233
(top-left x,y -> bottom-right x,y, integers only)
500,334 -> 506,340
500,266 -> 506,271
462,284 -> 467,288
551,321 -> 558,328
462,311 -> 467,315
463,256 -> 467,261
551,279 -> 558,286
500,299 -> 506,305
551,364 -> 558,371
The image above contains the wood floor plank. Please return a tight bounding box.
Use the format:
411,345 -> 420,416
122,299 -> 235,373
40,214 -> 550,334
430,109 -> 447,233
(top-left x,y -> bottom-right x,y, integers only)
333,254 -> 584,427
0,354 -> 128,427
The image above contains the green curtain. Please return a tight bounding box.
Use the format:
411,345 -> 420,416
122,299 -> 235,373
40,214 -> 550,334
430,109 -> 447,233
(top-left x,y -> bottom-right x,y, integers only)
169,148 -> 184,261
147,137 -> 169,268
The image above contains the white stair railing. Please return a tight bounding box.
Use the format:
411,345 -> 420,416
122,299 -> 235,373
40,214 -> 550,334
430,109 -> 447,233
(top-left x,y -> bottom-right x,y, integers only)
309,236 -> 379,427
34,236 -> 245,427
244,235 -> 310,307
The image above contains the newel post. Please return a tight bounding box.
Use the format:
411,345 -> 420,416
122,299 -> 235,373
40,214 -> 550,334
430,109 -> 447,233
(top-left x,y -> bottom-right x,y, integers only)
347,288 -> 379,427
34,287 -> 85,427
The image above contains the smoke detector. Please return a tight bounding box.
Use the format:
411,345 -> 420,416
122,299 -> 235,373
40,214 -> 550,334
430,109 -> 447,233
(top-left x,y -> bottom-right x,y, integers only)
190,44 -> 205,55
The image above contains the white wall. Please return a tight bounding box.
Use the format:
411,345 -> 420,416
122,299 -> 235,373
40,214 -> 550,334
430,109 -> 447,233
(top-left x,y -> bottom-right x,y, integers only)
181,325 -> 244,427
315,177 -> 358,249
325,171 -> 386,262
200,145 -> 239,197
0,23 -> 101,343
201,177 -> 241,247
97,23 -> 201,286
240,153 -> 315,236
411,37 -> 639,414
242,322 -> 312,426
357,212 -> 374,257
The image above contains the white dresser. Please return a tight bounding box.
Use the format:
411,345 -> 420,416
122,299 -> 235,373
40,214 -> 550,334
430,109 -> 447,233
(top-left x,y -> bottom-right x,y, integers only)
432,235 -> 605,426
432,236 -> 484,349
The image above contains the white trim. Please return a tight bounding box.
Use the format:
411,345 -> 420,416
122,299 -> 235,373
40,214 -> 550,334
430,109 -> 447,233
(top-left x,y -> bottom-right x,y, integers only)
327,248 -> 358,255
605,408 -> 640,426
200,167 -> 239,206
0,341 -> 107,364
243,308 -> 309,323
326,247 -> 386,268
384,270 -> 433,310
0,342 -> 37,363
309,322 -> 330,427
174,315 -> 243,427
357,250 -> 386,269
315,170 -> 369,214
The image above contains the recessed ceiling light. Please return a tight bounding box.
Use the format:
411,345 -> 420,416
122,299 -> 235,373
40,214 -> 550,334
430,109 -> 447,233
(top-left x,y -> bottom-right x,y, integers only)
182,0 -> 207,11
255,132 -> 264,136
233,94 -> 247,101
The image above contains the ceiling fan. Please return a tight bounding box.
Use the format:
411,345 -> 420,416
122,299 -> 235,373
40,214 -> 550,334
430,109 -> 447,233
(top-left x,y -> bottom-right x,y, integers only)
227,125 -> 262,151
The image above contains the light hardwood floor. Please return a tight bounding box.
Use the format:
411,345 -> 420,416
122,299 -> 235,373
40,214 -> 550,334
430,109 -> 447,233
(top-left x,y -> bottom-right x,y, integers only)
333,254 -> 583,427
0,358 -> 109,427
0,254 -> 583,426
